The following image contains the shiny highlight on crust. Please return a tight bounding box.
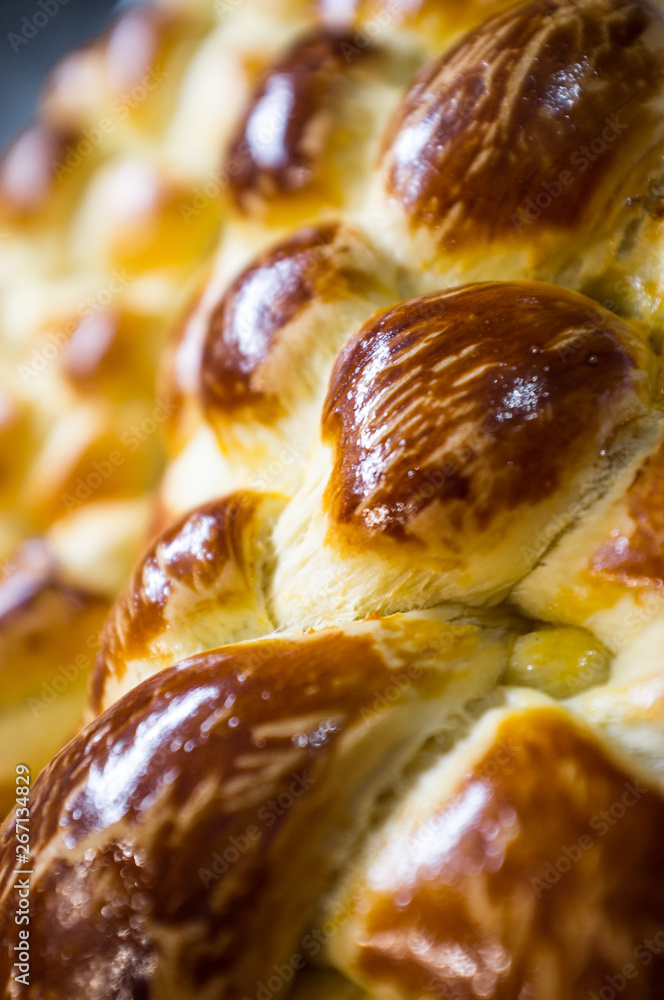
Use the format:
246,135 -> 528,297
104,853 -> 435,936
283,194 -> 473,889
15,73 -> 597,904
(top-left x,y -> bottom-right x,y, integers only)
226,29 -> 369,212
382,0 -> 664,249
200,223 -> 377,420
351,708 -> 664,997
92,493 -> 262,713
0,622 -> 455,999
322,282 -> 650,543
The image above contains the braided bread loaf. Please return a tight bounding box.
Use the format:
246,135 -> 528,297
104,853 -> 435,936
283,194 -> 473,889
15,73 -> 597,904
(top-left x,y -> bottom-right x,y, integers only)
2,0 -> 664,997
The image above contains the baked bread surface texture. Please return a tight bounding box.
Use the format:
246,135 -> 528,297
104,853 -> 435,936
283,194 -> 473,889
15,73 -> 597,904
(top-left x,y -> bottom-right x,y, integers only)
1,0 -> 664,998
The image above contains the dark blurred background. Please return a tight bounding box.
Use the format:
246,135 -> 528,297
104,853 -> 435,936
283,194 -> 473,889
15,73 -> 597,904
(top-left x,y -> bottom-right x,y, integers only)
0,0 -> 127,148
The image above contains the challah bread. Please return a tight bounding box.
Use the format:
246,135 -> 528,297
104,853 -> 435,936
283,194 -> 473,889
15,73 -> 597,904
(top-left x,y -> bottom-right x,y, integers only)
2,0 -> 664,996
224,28 -> 387,222
198,223 -> 396,493
370,0 -> 664,308
160,0 -> 664,518
92,491 -> 283,712
327,696 -> 664,997
0,266 -> 185,792
39,5 -> 213,141
514,428 -> 664,648
271,282 -> 657,627
0,1 -> 237,786
0,613 -> 513,999
159,220 -> 397,516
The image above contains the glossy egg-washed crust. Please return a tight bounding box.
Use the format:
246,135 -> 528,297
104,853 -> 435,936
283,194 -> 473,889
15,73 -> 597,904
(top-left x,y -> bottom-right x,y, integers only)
227,29 -> 369,213
322,282 -> 653,546
200,221 -> 388,423
92,491 -> 280,713
5,0 -> 664,998
331,707 -> 664,999
380,0 -> 664,251
0,614 -> 511,999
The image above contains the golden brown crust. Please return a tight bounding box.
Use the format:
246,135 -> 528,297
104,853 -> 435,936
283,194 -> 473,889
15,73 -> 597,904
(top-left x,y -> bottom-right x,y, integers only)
92,492 -> 277,714
7,0 -> 664,991
590,438 -> 664,586
69,155 -> 222,272
510,421 -> 664,648
322,281 -> 651,546
25,417 -> 164,533
200,222 -> 384,422
226,29 -> 372,214
381,0 -> 664,250
0,389 -> 31,515
0,615 -> 496,999
1,2 -> 197,228
333,707 -> 664,999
